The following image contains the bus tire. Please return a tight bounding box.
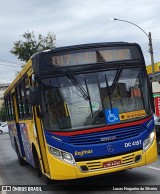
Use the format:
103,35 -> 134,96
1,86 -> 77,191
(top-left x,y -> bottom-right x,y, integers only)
15,142 -> 26,166
33,150 -> 42,177
0,130 -> 3,135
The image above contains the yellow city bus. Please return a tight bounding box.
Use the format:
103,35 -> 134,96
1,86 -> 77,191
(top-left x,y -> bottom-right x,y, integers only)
4,42 -> 158,182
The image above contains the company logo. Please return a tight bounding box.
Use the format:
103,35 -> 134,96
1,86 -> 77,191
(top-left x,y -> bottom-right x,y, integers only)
75,150 -> 93,156
101,136 -> 116,142
107,145 -> 114,152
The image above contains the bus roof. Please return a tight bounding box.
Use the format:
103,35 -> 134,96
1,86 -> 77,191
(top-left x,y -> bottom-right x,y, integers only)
32,42 -> 143,75
32,42 -> 138,58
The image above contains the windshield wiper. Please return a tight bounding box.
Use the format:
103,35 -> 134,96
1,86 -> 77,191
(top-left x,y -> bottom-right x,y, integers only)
110,66 -> 123,94
105,74 -> 113,111
104,66 -> 123,111
65,71 -> 90,100
65,71 -> 94,117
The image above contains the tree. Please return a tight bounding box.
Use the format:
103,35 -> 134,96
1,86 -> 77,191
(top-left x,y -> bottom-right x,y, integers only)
0,102 -> 6,122
11,31 -> 56,62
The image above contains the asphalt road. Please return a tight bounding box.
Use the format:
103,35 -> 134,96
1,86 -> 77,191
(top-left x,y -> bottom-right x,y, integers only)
0,134 -> 160,194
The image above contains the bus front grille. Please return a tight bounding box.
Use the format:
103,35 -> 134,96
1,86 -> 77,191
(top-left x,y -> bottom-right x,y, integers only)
67,125 -> 145,146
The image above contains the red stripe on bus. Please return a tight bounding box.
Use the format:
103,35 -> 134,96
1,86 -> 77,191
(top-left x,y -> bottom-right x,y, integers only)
48,116 -> 152,137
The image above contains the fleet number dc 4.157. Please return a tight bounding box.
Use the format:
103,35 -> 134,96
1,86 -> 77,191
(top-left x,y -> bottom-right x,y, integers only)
125,140 -> 142,147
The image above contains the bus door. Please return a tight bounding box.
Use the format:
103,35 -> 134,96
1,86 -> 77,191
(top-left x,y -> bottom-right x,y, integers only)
32,105 -> 50,175
29,73 -> 50,174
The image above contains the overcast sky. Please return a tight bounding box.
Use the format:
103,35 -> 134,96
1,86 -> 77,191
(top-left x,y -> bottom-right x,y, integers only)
1,0 -> 160,83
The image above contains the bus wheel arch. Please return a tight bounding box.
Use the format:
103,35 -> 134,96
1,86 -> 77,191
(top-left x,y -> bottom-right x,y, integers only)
32,144 -> 42,177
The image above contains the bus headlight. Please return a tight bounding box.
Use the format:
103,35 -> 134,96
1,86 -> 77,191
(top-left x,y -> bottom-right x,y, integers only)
49,146 -> 76,166
143,131 -> 155,152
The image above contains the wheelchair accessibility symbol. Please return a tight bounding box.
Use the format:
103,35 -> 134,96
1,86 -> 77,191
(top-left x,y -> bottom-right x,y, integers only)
105,108 -> 120,124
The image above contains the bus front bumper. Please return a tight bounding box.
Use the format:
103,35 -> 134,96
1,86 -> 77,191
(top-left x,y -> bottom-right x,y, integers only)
49,139 -> 157,180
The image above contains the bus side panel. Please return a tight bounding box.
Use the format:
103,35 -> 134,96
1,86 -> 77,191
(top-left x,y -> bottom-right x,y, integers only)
19,121 -> 35,167
8,121 -> 26,158
16,123 -> 25,157
8,122 -> 17,151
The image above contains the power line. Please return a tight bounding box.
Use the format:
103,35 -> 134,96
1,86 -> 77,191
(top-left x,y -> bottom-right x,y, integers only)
0,77 -> 15,80
0,63 -> 21,68
0,74 -> 15,78
0,58 -> 23,65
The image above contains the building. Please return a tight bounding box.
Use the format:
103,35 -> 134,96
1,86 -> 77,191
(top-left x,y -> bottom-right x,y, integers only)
0,83 -> 10,107
146,62 -> 160,81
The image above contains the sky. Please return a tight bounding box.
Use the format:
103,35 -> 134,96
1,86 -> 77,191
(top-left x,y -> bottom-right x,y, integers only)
0,0 -> 160,83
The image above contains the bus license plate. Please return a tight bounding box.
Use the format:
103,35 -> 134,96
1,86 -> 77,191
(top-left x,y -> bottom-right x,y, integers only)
103,159 -> 121,168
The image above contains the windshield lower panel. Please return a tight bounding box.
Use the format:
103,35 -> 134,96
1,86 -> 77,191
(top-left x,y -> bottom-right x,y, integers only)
40,67 -> 151,131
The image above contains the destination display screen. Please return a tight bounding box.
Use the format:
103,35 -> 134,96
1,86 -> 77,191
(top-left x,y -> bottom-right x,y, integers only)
40,46 -> 141,68
51,49 -> 131,67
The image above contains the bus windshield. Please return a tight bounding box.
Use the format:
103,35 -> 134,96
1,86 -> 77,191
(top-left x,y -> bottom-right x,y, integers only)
40,67 -> 151,131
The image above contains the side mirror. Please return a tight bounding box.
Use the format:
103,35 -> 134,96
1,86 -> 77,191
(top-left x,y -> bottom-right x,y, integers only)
29,86 -> 41,106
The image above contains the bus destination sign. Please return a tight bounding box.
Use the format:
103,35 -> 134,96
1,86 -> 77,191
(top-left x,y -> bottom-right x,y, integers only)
51,49 -> 131,67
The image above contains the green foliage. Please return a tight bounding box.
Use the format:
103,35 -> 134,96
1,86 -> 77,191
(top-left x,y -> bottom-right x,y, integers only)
0,102 -> 6,122
11,31 -> 56,62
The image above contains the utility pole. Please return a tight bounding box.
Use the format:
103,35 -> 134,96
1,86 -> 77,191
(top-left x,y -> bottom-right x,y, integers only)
112,18 -> 156,81
149,32 -> 156,81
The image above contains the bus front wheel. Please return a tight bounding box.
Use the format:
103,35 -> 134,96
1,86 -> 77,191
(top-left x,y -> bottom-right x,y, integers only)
33,150 -> 42,177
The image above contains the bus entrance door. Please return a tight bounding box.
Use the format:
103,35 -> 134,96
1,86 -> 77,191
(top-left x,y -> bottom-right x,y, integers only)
33,106 -> 50,175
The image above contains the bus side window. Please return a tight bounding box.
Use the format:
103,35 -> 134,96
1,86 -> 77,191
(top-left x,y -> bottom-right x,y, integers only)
4,96 -> 9,121
15,76 -> 33,120
21,79 -> 27,118
4,94 -> 14,121
16,85 -> 23,119
16,81 -> 26,119
10,94 -> 15,120
25,76 -> 32,118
